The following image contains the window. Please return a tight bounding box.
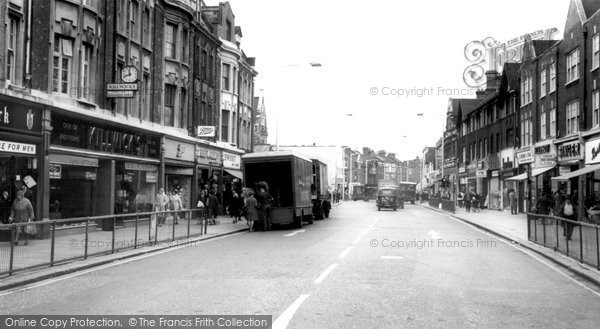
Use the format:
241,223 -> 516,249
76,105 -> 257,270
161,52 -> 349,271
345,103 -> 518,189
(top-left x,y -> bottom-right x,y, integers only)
164,23 -> 177,59
506,128 -> 513,147
118,0 -> 128,33
179,87 -> 186,128
540,68 -> 547,98
549,62 -> 556,93
181,28 -> 188,63
566,100 -> 580,135
143,8 -> 152,47
233,67 -> 237,94
550,103 -> 556,137
594,34 -> 600,70
222,63 -> 230,91
225,20 -> 232,42
567,48 -> 580,83
79,44 -> 92,100
164,84 -> 176,126
540,111 -> 547,140
594,91 -> 600,128
131,0 -> 140,41
52,36 -> 72,94
520,75 -> 532,106
6,15 -> 20,83
520,111 -> 532,146
221,110 -> 230,142
143,74 -> 151,121
496,132 -> 500,151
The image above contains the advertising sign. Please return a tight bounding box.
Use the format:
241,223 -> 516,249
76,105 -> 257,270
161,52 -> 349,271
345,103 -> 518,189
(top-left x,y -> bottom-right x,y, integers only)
49,164 -> 62,179
197,126 -> 216,137
0,140 -> 36,155
585,137 -> 600,165
557,140 -> 583,162
516,147 -> 534,165
223,152 -> 241,170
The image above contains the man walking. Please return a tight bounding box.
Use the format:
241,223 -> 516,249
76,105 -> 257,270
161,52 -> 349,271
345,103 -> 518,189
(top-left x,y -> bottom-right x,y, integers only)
509,189 -> 518,215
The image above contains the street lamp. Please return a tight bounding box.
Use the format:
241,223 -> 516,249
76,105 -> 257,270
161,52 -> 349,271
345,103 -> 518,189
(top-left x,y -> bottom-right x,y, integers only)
273,62 -> 323,151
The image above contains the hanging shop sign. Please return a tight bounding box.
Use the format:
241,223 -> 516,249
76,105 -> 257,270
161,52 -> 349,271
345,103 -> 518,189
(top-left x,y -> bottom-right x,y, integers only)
458,164 -> 466,174
557,140 -> 583,162
51,115 -> 160,158
223,152 -> 241,170
476,170 -> 487,178
491,170 -> 499,178
516,147 -> 534,165
559,166 -> 571,175
0,97 -> 43,134
164,139 -> 195,162
49,164 -> 62,179
585,137 -> 600,165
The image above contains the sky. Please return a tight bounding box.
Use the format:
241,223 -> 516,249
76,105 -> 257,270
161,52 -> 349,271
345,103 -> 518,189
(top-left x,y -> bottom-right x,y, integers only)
208,0 -> 571,160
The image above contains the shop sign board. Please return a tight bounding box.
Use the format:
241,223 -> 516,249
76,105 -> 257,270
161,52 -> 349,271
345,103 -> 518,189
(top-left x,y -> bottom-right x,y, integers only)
585,137 -> 600,165
223,152 -> 241,170
196,145 -> 221,166
0,140 -> 36,154
164,139 -> 195,162
516,147 -> 534,165
197,126 -> 216,137
0,97 -> 43,134
51,115 -> 160,159
557,140 -> 583,162
559,166 -> 571,175
491,170 -> 499,177
145,172 -> 158,183
476,169 -> 487,178
49,164 -> 62,179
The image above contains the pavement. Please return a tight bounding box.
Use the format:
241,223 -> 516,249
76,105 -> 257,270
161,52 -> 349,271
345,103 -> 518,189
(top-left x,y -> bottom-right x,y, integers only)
0,214 -> 249,291
418,202 -> 600,288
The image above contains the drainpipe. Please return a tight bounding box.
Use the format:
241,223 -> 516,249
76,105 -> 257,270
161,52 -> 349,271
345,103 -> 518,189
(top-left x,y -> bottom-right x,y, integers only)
579,27 -> 588,221
25,0 -> 32,84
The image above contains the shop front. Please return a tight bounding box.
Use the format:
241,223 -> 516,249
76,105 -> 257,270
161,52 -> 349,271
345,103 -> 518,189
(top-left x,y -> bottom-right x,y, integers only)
50,113 -> 161,219
0,96 -> 44,224
510,146 -> 535,213
466,163 -> 477,193
195,144 -> 222,202
486,153 -> 501,210
499,148 -> 516,210
531,141 -> 557,204
222,151 -> 243,212
552,139 -> 584,196
458,164 -> 467,195
164,138 -> 195,210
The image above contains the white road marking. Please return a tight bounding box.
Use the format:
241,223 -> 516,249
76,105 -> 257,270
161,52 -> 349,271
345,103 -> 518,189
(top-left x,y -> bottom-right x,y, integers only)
283,229 -> 306,237
427,231 -> 441,239
360,229 -> 370,236
442,213 -> 600,299
314,263 -> 339,284
339,246 -> 353,259
0,232 -> 247,297
272,294 -> 309,329
352,235 -> 362,244
380,256 -> 404,260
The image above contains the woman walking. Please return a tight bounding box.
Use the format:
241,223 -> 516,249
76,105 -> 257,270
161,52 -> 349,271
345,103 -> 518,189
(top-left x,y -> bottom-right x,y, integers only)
155,188 -> 169,226
244,191 -> 259,232
9,190 -> 35,246
230,192 -> 243,223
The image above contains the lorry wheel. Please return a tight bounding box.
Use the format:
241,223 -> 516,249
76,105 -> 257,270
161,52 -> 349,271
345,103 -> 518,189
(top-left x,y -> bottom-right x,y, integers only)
305,211 -> 314,224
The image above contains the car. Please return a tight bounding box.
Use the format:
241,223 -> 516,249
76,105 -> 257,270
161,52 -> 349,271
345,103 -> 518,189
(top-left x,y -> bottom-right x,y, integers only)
376,186 -> 404,211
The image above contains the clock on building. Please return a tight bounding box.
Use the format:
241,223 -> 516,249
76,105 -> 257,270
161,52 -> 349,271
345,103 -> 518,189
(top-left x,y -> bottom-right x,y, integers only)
121,66 -> 138,83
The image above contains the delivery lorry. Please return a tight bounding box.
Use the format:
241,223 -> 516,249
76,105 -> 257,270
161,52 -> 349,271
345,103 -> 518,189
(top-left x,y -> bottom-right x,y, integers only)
311,159 -> 329,219
242,151 -> 314,228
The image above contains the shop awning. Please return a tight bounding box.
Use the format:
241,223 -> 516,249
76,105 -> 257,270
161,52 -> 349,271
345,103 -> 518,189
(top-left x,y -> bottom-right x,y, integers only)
224,169 -> 243,180
551,164 -> 600,181
505,173 -> 527,181
531,166 -> 555,177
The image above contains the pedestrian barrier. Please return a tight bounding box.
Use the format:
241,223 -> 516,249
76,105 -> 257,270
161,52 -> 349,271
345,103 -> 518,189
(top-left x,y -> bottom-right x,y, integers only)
527,213 -> 600,270
0,209 -> 209,277
428,197 -> 456,213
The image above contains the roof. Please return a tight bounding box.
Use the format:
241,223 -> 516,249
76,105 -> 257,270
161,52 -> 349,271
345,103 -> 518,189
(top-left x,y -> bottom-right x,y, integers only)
502,62 -> 521,92
242,150 -> 312,163
459,99 -> 483,117
252,144 -> 272,152
532,40 -> 558,56
581,0 -> 600,19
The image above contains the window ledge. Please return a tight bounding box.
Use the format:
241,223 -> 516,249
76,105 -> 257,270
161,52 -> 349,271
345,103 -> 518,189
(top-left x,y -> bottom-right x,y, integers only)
565,78 -> 580,87
76,98 -> 97,108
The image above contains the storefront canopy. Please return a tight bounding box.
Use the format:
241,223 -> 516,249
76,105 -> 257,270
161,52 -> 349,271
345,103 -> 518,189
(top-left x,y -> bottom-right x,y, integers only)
551,164 -> 600,181
224,169 -> 243,180
506,166 -> 555,181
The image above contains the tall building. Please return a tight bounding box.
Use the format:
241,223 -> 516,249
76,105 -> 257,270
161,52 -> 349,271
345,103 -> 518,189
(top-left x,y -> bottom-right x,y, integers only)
0,0 -> 254,222
253,92 -> 268,145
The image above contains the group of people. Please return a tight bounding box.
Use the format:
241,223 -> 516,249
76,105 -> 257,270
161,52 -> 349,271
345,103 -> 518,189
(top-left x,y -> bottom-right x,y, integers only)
534,190 -> 578,240
457,190 -> 484,212
153,188 -> 186,226
1,186 -> 36,246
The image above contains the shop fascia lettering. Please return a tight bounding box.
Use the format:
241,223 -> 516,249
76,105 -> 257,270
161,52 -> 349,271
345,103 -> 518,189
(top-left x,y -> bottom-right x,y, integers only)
558,141 -> 583,161
196,147 -> 220,161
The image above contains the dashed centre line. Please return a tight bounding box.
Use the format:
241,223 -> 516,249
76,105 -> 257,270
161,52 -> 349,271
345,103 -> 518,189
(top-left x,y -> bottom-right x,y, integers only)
272,294 -> 310,329
352,235 -> 362,244
314,263 -> 339,284
339,246 -> 353,259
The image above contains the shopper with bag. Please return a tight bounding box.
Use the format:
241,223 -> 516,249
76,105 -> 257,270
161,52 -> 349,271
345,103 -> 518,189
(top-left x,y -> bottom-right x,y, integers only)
561,197 -> 578,240
9,190 -> 35,246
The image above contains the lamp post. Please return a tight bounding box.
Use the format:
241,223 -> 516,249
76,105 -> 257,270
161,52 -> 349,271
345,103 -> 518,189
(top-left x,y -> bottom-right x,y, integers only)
270,62 -> 323,151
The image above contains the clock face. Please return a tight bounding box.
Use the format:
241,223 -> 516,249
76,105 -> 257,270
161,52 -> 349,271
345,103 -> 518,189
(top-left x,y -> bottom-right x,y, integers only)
121,66 -> 138,83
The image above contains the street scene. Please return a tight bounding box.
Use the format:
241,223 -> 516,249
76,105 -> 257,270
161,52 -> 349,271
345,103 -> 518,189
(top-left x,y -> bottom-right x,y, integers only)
2,0 -> 600,328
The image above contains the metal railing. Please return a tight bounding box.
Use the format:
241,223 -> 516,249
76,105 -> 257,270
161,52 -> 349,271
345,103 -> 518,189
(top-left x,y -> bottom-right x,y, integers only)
0,209 -> 211,277
527,213 -> 600,270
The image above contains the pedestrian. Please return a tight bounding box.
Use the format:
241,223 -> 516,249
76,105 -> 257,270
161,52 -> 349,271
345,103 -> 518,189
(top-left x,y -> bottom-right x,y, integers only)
208,190 -> 220,224
170,189 -> 183,224
509,189 -> 518,215
561,197 -> 577,240
323,197 -> 331,218
230,192 -> 244,223
535,192 -> 551,215
465,189 -> 471,212
256,183 -> 272,231
155,187 -> 169,226
244,191 -> 259,232
552,190 -> 563,217
0,191 -> 11,224
9,190 -> 35,246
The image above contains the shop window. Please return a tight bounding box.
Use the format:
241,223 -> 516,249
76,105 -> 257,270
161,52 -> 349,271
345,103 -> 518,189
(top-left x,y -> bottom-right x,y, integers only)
49,165 -> 95,220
